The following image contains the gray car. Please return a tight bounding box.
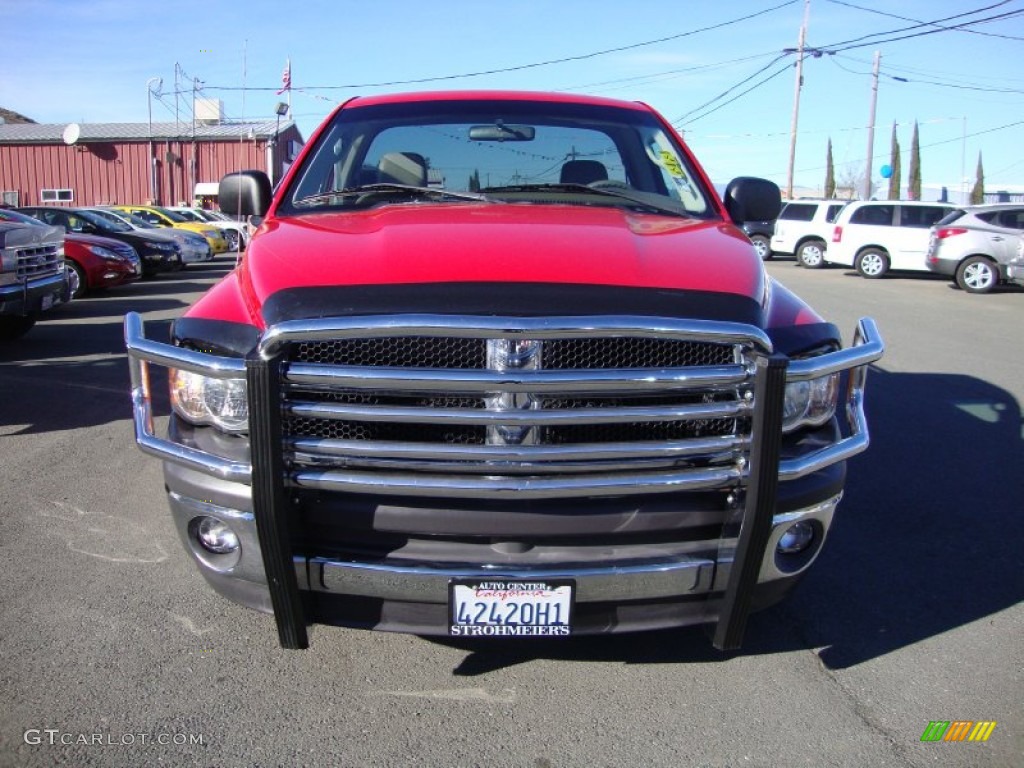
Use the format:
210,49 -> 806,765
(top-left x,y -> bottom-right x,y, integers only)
926,203 -> 1024,293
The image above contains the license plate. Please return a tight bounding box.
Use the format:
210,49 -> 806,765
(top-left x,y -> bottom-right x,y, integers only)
449,579 -> 574,637
41,294 -> 54,310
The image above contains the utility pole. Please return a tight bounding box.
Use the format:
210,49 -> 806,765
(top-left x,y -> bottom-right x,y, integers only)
863,51 -> 881,200
191,77 -> 199,206
785,0 -> 811,200
146,77 -> 161,204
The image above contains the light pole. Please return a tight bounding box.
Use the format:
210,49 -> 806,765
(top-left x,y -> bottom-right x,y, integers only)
146,77 -> 162,204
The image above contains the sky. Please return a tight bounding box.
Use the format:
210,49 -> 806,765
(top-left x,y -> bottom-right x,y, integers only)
2,0 -> 1023,200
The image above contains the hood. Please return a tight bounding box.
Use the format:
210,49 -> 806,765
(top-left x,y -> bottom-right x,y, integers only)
66,232 -> 130,249
241,204 -> 766,327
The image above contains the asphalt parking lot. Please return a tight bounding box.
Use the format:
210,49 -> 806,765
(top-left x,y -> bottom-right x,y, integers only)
1,255 -> 1021,767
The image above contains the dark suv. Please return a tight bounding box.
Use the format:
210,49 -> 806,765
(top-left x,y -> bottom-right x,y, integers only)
740,219 -> 776,260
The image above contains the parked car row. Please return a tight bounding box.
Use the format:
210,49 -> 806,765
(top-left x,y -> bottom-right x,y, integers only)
109,204 -> 231,255
0,207 -> 140,299
762,199 -> 1024,295
166,206 -> 249,252
0,202 -> 238,336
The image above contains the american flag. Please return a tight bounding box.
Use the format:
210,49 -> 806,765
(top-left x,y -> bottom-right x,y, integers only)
276,59 -> 291,95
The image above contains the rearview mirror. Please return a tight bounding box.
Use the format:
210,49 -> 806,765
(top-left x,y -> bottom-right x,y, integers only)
468,124 -> 536,142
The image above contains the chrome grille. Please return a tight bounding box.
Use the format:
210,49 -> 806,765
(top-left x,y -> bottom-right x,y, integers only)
265,315 -> 771,498
291,336 -> 736,370
16,243 -> 62,280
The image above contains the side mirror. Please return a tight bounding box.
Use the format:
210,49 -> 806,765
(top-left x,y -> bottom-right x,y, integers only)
219,171 -> 272,217
723,177 -> 781,224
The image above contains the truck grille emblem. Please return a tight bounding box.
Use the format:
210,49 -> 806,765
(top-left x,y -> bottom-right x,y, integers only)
486,339 -> 542,445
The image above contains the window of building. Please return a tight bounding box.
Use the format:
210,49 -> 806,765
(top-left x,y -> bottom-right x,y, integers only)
40,188 -> 74,203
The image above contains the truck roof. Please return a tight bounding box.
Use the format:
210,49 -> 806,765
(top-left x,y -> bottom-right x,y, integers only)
344,90 -> 653,113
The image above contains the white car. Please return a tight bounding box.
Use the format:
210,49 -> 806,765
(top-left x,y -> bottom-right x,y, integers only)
167,207 -> 249,252
770,199 -> 847,268
827,200 -> 956,278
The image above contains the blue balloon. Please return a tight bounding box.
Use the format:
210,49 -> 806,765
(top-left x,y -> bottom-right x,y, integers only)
880,164 -> 893,179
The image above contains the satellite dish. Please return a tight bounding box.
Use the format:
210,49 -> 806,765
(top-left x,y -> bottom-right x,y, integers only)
62,123 -> 81,146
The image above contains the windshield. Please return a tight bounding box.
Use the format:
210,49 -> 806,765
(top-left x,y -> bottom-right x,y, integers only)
0,208 -> 44,226
92,208 -> 149,230
76,209 -> 130,233
281,98 -> 712,218
155,207 -> 188,223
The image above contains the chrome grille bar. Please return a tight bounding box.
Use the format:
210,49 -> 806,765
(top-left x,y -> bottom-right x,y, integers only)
284,363 -> 751,394
286,399 -> 751,425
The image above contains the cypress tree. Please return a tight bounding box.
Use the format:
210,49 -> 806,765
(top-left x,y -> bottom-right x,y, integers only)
887,122 -> 902,200
824,139 -> 836,198
970,153 -> 985,204
907,121 -> 921,200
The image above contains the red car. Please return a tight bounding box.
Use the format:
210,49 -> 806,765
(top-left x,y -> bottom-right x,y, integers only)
0,208 -> 141,297
125,91 -> 884,650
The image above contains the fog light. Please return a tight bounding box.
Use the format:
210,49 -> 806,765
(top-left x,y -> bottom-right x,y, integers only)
195,516 -> 240,554
777,521 -> 815,554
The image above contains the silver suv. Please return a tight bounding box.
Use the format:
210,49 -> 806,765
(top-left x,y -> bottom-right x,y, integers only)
770,200 -> 847,268
925,204 -> 1024,293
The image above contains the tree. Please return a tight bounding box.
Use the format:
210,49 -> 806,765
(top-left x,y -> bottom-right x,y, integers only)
887,122 -> 902,201
468,169 -> 481,192
824,139 -> 836,198
837,164 -> 871,200
907,121 -> 921,201
970,152 -> 985,204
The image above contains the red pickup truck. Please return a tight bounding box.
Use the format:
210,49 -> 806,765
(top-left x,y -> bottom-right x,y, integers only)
125,91 -> 883,649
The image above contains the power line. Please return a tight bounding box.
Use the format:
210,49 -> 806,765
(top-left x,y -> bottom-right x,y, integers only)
674,55 -> 792,125
828,8 -> 1024,53
825,0 -> 1024,41
828,54 -> 1024,94
558,52 -> 781,93
202,2 -> 799,92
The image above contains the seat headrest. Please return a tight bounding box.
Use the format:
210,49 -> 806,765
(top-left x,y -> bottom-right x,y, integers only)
377,152 -> 428,187
560,160 -> 608,185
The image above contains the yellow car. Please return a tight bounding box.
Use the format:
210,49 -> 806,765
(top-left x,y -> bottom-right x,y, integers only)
112,205 -> 229,254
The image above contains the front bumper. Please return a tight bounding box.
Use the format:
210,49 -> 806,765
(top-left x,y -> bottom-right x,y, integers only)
1007,263 -> 1024,286
0,271 -> 70,316
126,313 -> 883,648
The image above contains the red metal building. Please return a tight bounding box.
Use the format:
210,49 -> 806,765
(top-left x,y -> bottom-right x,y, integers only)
0,118 -> 304,209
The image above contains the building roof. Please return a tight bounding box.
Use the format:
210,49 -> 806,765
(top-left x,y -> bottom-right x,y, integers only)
0,119 -> 295,144
0,107 -> 36,124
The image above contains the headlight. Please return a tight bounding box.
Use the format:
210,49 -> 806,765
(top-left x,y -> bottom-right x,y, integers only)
86,244 -> 124,262
170,369 -> 248,432
782,373 -> 839,432
151,241 -> 178,252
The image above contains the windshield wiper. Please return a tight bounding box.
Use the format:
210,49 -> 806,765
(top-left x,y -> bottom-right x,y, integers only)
480,183 -> 691,218
295,184 -> 495,207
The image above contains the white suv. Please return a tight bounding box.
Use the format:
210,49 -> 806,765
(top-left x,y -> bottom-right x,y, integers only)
827,200 -> 956,278
770,200 -> 847,268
